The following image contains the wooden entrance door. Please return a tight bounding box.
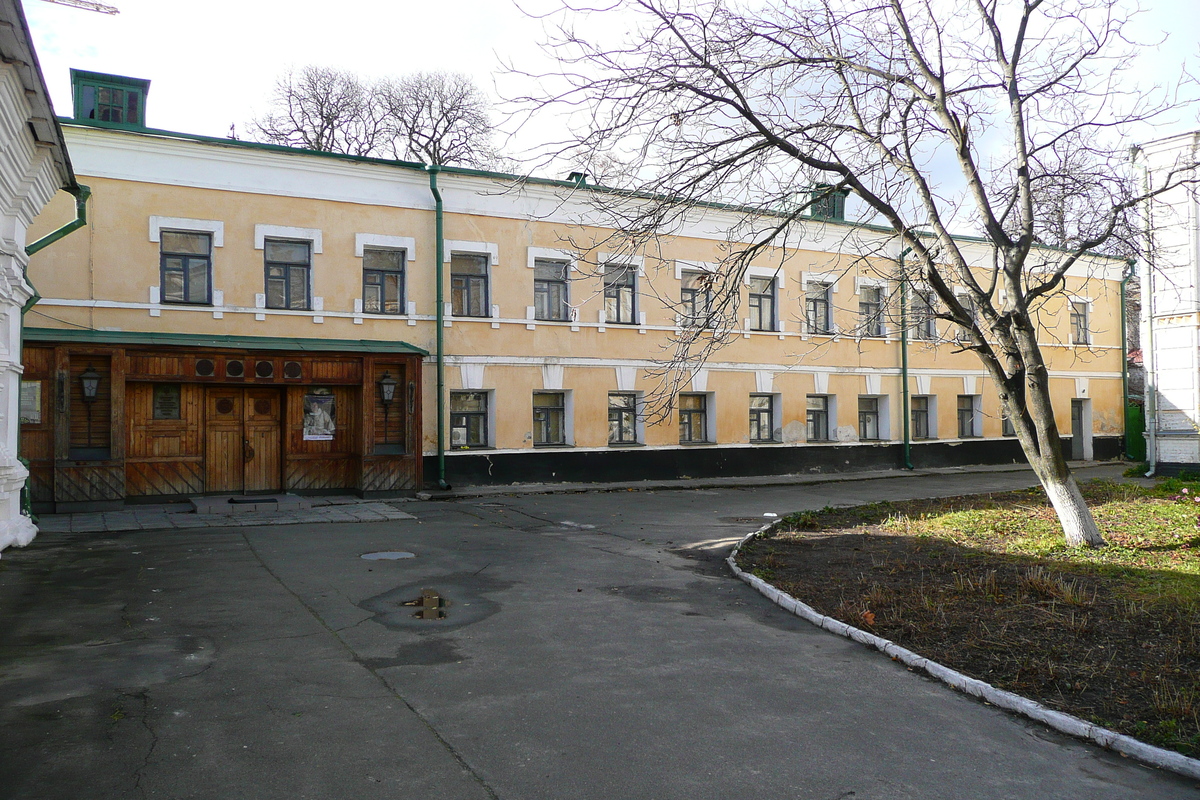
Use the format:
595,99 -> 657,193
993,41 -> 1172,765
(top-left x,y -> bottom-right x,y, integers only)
205,387 -> 282,493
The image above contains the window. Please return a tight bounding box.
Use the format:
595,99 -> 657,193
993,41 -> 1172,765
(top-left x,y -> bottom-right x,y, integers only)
450,392 -> 488,448
809,185 -> 847,221
912,291 -> 937,340
160,231 -> 211,305
604,263 -> 637,324
749,276 -> 776,331
534,259 -> 570,321
958,395 -> 980,438
749,395 -> 775,442
1002,413 -> 1016,436
363,248 -> 405,314
807,395 -> 830,441
533,392 -> 567,446
955,294 -> 976,342
1070,301 -> 1089,345
451,253 -> 489,317
71,70 -> 148,126
680,271 -> 714,327
678,394 -> 709,443
911,395 -> 931,439
806,282 -> 833,334
264,239 -> 311,310
859,397 -> 881,440
859,285 -> 884,337
609,393 -> 639,444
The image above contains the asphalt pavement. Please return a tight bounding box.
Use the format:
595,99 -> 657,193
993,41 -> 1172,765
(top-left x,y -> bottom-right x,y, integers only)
1,463 -> 1196,799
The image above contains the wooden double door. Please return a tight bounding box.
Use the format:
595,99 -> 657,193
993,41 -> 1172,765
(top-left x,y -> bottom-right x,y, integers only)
206,387 -> 282,493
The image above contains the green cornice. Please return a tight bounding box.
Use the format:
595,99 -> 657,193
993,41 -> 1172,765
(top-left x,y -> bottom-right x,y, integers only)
23,327 -> 428,356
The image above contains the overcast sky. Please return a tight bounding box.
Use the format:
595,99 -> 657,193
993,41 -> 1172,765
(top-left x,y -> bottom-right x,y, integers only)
25,0 -> 1200,178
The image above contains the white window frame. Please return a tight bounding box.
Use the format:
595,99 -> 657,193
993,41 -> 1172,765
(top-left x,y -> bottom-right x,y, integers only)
1068,295 -> 1093,345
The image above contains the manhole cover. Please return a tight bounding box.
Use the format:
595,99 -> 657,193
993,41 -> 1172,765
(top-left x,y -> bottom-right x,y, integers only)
361,551 -> 416,560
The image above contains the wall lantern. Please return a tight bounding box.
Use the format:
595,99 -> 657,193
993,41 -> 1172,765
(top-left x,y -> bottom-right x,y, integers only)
378,371 -> 398,407
79,364 -> 101,403
378,371 -> 399,446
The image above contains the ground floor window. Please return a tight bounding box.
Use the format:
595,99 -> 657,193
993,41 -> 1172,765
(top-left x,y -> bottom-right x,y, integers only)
958,394 -> 980,438
807,395 -> 830,441
450,391 -> 488,448
859,396 -> 881,440
679,394 -> 709,443
911,395 -> 931,440
609,393 -> 638,444
749,395 -> 775,442
533,392 -> 567,445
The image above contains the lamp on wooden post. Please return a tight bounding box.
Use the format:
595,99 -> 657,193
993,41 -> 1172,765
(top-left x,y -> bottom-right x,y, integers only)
378,371 -> 398,445
79,363 -> 101,447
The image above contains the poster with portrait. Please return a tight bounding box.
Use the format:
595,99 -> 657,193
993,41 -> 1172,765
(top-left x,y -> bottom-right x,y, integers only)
303,390 -> 336,441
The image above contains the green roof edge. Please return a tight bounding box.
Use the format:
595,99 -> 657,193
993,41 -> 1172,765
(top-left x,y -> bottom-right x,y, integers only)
23,327 -> 429,356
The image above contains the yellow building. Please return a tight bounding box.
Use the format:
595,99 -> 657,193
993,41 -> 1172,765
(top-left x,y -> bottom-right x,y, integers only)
22,71 -> 1127,510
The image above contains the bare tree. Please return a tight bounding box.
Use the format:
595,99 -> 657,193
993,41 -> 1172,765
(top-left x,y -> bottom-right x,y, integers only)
379,72 -> 497,167
520,0 -> 1200,546
252,66 -> 496,167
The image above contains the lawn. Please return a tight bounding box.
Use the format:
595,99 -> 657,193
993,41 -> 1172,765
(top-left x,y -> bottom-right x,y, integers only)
735,477 -> 1200,757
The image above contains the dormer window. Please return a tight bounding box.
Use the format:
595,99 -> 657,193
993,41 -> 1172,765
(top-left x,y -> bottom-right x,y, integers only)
71,70 -> 150,127
809,184 -> 849,221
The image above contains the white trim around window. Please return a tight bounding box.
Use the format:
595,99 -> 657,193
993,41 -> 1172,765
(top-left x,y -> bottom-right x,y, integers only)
356,233 -> 415,259
527,246 -> 578,272
255,224 -> 322,253
854,276 -> 887,295
598,252 -> 645,276
149,216 -> 224,247
743,265 -> 783,285
445,240 -> 500,264
802,270 -> 840,291
674,259 -> 719,280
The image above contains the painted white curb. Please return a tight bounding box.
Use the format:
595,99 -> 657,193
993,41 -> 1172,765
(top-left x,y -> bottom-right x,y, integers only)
727,525 -> 1200,782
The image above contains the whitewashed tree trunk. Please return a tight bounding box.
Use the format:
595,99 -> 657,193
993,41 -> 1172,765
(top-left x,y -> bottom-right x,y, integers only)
1033,463 -> 1105,547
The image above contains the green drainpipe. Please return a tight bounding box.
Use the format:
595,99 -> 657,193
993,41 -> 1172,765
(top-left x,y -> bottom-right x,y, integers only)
17,184 -> 91,520
426,166 -> 450,489
1120,259 -> 1136,460
899,246 -> 913,469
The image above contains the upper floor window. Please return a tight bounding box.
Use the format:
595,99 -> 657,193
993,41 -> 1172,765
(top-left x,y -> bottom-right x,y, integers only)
748,276 -> 776,331
912,291 -> 937,340
451,253 -> 490,317
955,294 -> 976,342
1070,301 -> 1089,345
71,70 -> 149,127
809,185 -> 847,221
363,248 -> 405,314
806,281 -> 833,334
534,259 -> 570,321
859,285 -> 884,337
604,263 -> 637,324
160,231 -> 211,305
680,271 -> 714,327
264,239 -> 310,310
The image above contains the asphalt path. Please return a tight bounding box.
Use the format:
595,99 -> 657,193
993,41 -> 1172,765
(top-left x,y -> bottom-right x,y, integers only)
2,464 -> 1196,799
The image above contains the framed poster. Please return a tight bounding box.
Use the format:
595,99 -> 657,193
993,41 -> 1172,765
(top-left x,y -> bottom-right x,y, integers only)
19,381 -> 41,424
303,390 -> 335,441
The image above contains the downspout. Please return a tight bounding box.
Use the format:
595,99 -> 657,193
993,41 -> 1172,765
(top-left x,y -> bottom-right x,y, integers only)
1120,259 -> 1135,461
17,184 -> 91,520
425,166 -> 450,490
1135,149 -> 1157,478
899,246 -> 913,469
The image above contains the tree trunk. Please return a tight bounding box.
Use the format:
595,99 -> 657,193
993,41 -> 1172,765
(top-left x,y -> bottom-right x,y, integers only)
1032,459 -> 1105,547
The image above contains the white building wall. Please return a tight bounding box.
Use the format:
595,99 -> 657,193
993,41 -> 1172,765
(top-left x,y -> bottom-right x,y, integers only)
0,59 -> 72,555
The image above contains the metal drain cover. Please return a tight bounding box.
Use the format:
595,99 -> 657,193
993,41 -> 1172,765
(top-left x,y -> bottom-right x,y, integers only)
361,551 -> 416,560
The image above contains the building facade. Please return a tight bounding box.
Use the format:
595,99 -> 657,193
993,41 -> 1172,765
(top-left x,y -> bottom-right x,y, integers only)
22,76 -> 1128,509
0,0 -> 76,552
1134,131 -> 1200,474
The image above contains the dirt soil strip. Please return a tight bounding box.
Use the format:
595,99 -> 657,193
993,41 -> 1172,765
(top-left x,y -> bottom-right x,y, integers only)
726,524 -> 1200,782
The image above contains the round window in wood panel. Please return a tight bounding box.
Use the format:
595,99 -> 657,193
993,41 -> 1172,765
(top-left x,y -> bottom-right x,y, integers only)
283,361 -> 302,380
195,358 -> 215,377
254,398 -> 272,415
215,397 -> 235,415
255,360 -> 274,379
225,360 -> 245,378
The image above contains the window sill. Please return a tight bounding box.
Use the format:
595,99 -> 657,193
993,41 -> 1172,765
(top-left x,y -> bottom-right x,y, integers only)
750,439 -> 784,444
678,440 -> 715,446
608,441 -> 644,448
162,300 -> 213,307
533,443 -> 573,449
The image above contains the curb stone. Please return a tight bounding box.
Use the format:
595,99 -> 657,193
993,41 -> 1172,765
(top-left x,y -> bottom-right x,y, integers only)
726,524 -> 1200,782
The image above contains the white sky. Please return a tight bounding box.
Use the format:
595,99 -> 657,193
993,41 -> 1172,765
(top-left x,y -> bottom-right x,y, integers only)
25,0 -> 1200,177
